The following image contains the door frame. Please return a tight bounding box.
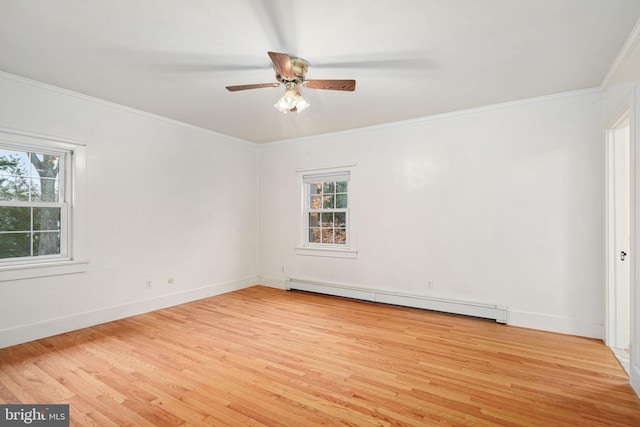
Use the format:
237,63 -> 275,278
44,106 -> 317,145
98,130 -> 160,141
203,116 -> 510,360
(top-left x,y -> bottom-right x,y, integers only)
605,111 -> 631,350
605,88 -> 639,396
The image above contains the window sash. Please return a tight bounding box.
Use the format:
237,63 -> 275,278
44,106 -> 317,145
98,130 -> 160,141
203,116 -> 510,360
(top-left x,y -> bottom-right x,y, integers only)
0,202 -> 68,262
304,179 -> 349,247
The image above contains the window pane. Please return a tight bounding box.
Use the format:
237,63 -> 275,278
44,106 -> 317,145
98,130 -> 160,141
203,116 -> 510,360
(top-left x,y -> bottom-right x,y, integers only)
0,206 -> 31,231
336,181 -> 348,193
36,177 -> 59,202
0,149 -> 31,201
321,212 -> 334,227
309,212 -> 319,227
323,182 -> 335,194
335,228 -> 347,244
33,207 -> 61,231
322,195 -> 334,209
336,194 -> 347,209
31,153 -> 60,178
0,150 -> 59,203
335,212 -> 346,227
0,233 -> 31,259
322,228 -> 334,244
33,232 -> 61,256
310,194 -> 321,209
0,176 -> 31,201
310,183 -> 322,195
309,228 -> 321,243
0,150 -> 30,177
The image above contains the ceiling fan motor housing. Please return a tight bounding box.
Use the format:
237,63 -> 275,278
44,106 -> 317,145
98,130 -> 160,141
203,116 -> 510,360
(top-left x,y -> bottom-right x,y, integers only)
274,57 -> 308,84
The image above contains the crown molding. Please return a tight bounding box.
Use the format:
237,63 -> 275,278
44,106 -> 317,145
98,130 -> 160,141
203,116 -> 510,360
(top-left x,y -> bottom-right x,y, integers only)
601,17 -> 640,88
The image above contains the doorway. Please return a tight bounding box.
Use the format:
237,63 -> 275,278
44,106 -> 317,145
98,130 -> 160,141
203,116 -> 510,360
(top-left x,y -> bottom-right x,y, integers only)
606,112 -> 631,373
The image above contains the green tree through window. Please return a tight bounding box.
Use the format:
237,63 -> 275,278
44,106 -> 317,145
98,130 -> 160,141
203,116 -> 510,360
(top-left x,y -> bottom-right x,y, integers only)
0,149 -> 62,260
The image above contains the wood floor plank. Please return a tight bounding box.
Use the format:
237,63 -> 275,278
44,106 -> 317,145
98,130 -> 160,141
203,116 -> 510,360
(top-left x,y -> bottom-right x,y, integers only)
1,285 -> 639,426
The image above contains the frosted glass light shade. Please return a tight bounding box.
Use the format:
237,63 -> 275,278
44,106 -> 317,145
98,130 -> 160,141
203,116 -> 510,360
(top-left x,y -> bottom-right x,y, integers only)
274,83 -> 309,113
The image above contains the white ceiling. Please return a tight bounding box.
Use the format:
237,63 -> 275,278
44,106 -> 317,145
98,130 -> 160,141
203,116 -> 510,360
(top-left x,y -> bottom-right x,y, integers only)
0,1 -> 639,144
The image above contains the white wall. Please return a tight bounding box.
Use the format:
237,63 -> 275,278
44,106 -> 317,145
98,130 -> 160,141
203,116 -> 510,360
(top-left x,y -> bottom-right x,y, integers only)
0,73 -> 259,348
259,89 -> 604,338
603,24 -> 640,396
0,70 -> 608,348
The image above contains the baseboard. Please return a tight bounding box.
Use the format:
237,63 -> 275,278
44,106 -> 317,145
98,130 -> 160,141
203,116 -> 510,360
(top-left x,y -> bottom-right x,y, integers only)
508,309 -> 603,339
0,277 -> 258,349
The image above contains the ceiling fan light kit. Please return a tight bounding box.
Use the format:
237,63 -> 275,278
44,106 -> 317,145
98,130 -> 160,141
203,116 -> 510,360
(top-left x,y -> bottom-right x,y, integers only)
226,51 -> 355,114
274,82 -> 309,113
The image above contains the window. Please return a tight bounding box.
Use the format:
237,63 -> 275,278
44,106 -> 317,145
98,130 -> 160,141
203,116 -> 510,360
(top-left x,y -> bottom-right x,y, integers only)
0,148 -> 66,260
306,175 -> 349,245
0,128 -> 87,280
296,164 -> 357,258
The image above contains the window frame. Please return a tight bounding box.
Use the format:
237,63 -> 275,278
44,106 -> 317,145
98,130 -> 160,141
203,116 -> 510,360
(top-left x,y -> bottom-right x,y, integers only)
296,164 -> 357,259
0,128 -> 87,281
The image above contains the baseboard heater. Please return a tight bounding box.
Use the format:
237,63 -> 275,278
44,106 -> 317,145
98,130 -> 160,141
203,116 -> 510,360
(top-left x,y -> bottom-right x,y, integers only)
286,278 -> 507,323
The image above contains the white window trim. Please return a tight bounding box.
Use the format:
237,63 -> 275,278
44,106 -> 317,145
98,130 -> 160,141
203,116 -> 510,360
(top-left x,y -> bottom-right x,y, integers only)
0,127 -> 88,281
295,163 -> 357,259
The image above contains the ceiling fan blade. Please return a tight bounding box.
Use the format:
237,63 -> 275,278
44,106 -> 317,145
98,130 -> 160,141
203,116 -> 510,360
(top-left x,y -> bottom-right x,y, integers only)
304,80 -> 356,91
226,83 -> 280,92
268,51 -> 295,80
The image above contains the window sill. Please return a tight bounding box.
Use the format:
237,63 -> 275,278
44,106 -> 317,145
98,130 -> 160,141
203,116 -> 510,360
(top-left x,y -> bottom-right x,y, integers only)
0,259 -> 89,282
295,246 -> 358,259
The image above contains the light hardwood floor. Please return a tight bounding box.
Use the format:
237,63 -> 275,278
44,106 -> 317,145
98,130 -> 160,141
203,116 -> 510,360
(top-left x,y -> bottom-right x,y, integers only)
1,285 -> 639,426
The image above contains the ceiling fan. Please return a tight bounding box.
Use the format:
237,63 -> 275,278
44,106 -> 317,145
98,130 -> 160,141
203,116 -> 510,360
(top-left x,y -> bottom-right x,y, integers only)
226,51 -> 356,113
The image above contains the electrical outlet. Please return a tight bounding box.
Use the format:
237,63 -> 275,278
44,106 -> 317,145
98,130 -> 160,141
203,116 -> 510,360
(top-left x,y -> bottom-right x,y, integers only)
427,280 -> 433,290
145,280 -> 152,289
281,265 -> 285,273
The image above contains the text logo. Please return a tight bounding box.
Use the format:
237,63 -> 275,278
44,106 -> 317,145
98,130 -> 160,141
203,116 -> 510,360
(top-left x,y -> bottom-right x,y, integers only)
0,405 -> 69,426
